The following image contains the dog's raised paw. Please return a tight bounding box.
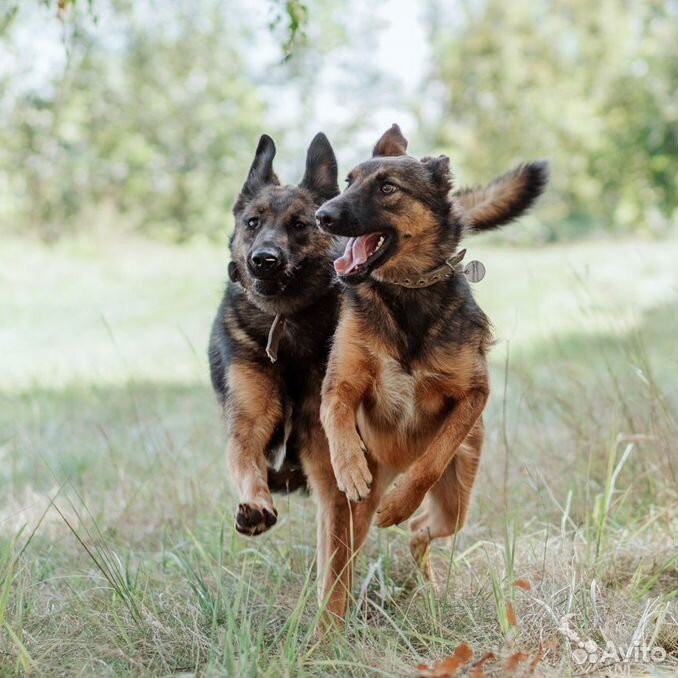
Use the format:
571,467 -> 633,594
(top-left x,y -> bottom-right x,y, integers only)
235,502 -> 278,536
332,448 -> 372,503
375,482 -> 424,528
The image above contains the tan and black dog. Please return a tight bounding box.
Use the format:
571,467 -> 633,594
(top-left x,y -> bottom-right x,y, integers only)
315,124 -> 548,619
208,132 -> 341,537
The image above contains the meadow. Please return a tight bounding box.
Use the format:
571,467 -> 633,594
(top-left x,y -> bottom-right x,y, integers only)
1,235 -> 676,677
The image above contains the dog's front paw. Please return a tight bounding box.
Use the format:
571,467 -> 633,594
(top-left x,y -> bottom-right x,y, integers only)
235,501 -> 278,536
332,443 -> 372,503
375,480 -> 426,528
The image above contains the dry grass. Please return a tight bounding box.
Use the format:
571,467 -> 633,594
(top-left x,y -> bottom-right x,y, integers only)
1,236 -> 676,677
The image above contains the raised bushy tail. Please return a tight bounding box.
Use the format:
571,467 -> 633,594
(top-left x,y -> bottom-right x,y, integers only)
455,161 -> 549,232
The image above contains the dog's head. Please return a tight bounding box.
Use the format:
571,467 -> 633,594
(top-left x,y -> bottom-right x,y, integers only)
315,124 -> 455,285
316,124 -> 548,285
230,132 -> 339,314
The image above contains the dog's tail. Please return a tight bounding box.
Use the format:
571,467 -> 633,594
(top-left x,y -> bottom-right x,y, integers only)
454,161 -> 549,232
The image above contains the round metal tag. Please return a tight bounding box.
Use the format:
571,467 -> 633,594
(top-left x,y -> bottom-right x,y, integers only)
464,260 -> 486,283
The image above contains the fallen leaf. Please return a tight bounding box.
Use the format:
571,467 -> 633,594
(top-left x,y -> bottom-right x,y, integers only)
514,579 -> 532,591
469,651 -> 496,677
503,650 -> 529,673
506,601 -> 518,627
415,643 -> 473,677
526,644 -> 545,674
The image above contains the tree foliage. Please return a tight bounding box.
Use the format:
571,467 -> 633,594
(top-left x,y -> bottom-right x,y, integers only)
1,1 -> 265,241
426,0 -> 677,240
0,0 -> 675,242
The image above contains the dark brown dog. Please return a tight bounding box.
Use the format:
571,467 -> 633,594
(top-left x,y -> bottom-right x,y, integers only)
315,124 -> 548,619
208,132 -> 340,537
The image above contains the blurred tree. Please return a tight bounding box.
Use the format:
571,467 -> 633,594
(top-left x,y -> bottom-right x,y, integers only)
104,3 -> 266,241
3,30 -> 102,241
425,0 -> 677,240
0,1 -> 265,241
1,0 -> 675,242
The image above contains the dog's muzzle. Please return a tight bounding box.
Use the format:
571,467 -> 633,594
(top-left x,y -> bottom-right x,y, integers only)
247,246 -> 285,280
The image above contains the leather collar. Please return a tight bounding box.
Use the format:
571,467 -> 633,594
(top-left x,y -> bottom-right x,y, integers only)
388,249 -> 467,288
228,261 -> 285,364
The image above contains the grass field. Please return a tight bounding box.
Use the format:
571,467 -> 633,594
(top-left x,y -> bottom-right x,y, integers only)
1,235 -> 677,677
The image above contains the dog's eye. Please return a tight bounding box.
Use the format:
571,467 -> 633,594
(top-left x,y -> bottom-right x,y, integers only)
294,220 -> 308,230
246,217 -> 259,229
381,183 -> 398,194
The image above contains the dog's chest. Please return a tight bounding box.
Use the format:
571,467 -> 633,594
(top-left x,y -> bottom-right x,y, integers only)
365,356 -> 444,430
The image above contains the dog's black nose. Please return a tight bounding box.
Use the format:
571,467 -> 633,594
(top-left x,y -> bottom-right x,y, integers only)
249,247 -> 283,277
315,206 -> 338,230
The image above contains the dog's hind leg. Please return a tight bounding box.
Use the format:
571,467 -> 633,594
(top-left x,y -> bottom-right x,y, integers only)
304,444 -> 387,627
409,419 -> 483,581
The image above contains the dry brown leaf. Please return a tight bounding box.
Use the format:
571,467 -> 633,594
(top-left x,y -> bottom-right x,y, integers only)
415,643 -> 473,677
506,601 -> 518,627
415,635 -> 553,677
526,644 -> 545,674
514,578 -> 532,591
503,650 -> 529,673
469,651 -> 496,677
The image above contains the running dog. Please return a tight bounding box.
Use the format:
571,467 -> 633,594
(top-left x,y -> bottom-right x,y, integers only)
315,124 -> 548,619
208,132 -> 340,537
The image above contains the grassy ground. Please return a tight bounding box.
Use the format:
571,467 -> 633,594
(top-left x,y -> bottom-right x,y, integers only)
1,235 -> 676,677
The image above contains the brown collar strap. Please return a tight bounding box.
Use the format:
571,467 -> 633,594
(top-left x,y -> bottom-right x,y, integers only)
228,264 -> 286,364
265,313 -> 285,363
389,249 -> 466,288
387,249 -> 462,288
387,249 -> 486,288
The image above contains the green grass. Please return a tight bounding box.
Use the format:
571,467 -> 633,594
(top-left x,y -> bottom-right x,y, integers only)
1,235 -> 677,677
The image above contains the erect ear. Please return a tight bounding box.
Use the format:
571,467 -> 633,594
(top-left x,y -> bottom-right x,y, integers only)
422,154 -> 453,192
454,161 -> 549,232
240,134 -> 279,198
372,123 -> 408,157
300,132 -> 339,203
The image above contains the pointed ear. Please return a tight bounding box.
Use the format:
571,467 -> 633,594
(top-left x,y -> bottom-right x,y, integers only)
372,123 -> 408,157
422,154 -> 452,192
300,132 -> 339,203
241,134 -> 279,198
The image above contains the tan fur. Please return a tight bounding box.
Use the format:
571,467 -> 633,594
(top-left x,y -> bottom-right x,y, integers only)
225,363 -> 282,520
454,163 -> 545,231
372,123 -> 408,157
409,421 -> 483,580
302,441 -> 388,626
372,201 -> 441,283
224,308 -> 259,352
320,294 -> 489,620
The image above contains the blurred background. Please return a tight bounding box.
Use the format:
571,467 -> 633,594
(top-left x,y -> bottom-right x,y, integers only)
1,0 -> 676,243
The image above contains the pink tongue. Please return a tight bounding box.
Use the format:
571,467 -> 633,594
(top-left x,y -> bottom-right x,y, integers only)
334,234 -> 380,275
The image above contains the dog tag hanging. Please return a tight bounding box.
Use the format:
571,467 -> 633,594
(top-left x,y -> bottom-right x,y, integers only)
464,260 -> 485,283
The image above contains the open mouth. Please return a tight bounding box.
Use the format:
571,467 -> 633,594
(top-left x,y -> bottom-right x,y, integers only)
334,231 -> 393,278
